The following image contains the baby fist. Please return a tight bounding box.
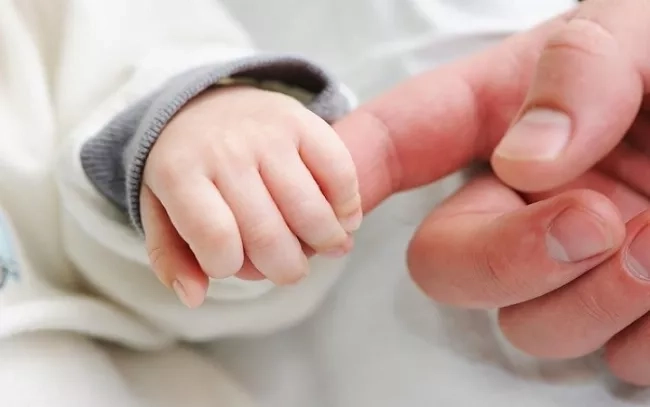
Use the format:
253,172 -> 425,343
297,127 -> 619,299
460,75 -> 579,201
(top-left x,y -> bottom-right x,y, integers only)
140,85 -> 360,306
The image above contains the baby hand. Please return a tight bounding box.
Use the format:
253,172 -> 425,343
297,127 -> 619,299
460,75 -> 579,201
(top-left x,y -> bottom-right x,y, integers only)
140,85 -> 361,307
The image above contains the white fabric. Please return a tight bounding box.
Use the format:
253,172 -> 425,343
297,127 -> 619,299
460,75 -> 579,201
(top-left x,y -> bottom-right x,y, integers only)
3,0 -> 647,406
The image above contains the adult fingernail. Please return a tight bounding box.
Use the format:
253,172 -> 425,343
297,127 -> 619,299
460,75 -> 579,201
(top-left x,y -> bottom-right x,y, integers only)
172,278 -> 205,309
546,208 -> 614,262
495,108 -> 571,161
626,226 -> 650,280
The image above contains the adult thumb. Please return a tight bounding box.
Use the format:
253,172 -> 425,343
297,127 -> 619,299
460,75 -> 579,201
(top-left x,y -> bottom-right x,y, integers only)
492,0 -> 650,192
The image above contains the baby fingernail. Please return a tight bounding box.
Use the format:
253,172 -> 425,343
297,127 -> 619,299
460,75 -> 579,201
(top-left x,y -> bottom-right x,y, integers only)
324,248 -> 348,258
323,236 -> 354,258
340,210 -> 362,232
495,108 -> 571,161
546,208 -> 614,262
626,226 -> 650,280
172,278 -> 205,309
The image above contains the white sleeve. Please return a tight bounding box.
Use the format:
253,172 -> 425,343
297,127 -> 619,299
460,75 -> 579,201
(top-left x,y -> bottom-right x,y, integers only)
47,0 -> 354,341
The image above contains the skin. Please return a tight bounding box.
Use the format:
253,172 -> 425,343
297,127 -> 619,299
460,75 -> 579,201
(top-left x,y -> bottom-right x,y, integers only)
143,0 -> 650,385
141,86 -> 361,304
402,0 -> 650,385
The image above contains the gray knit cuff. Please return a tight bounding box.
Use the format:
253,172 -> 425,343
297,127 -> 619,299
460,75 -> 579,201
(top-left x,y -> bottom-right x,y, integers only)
80,55 -> 352,235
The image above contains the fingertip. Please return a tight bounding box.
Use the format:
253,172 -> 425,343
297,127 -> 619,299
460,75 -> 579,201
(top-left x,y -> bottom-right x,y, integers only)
491,8 -> 645,193
140,185 -> 210,308
268,254 -> 310,286
200,245 -> 245,280
490,109 -> 578,192
235,258 -> 267,281
338,205 -> 363,233
322,234 -> 354,258
149,244 -> 210,308
172,276 -> 208,309
153,245 -> 209,308
493,108 -> 571,163
235,269 -> 267,281
491,153 -> 574,193
604,329 -> 650,387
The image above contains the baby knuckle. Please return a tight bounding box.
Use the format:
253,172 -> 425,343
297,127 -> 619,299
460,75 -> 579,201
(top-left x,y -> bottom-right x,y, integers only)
146,152 -> 187,187
219,130 -> 253,159
276,109 -> 314,138
191,219 -> 238,247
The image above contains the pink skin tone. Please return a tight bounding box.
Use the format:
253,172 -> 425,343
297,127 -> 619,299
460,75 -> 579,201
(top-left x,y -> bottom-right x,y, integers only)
144,0 -> 650,386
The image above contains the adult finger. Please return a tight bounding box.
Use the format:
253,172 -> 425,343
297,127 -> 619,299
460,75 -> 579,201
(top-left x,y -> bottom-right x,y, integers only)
407,175 -> 625,309
333,15 -> 570,213
525,170 -> 648,222
493,0 -> 650,191
140,185 -> 208,308
627,101 -> 650,155
606,311 -> 650,386
499,209 -> 650,360
597,143 -> 650,199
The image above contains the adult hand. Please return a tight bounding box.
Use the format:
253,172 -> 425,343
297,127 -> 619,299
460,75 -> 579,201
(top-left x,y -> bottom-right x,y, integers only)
334,0 -> 650,385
